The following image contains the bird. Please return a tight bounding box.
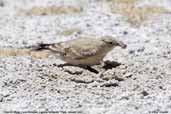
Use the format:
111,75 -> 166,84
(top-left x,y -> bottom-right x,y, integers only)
32,36 -> 127,66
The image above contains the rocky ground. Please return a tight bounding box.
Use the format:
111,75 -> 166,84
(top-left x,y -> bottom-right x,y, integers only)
0,0 -> 171,114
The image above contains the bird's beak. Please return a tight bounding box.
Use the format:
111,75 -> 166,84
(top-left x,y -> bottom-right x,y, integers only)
117,41 -> 127,49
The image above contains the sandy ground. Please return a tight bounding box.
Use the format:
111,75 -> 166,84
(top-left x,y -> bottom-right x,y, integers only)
0,0 -> 171,114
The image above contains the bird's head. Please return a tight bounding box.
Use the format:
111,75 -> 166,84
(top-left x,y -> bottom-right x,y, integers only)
101,36 -> 127,49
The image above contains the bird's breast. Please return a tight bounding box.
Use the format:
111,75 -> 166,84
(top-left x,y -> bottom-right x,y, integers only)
62,53 -> 105,66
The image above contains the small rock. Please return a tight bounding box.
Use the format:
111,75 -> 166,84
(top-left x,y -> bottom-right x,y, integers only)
0,1 -> 4,7
100,82 -> 119,87
70,78 -> 94,84
63,66 -> 83,75
129,50 -> 135,54
114,23 -> 119,26
114,76 -> 124,81
120,96 -> 129,100
0,95 -> 3,102
137,47 -> 145,52
124,73 -> 133,78
103,60 -> 121,70
86,23 -> 91,27
123,31 -> 128,35
141,90 -> 149,97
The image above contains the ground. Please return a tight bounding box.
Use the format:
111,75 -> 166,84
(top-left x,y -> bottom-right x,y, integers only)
0,0 -> 171,114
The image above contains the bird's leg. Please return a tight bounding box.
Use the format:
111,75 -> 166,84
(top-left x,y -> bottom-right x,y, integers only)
82,66 -> 99,74
57,63 -> 75,67
57,64 -> 99,74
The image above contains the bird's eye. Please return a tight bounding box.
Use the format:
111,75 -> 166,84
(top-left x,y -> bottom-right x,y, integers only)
108,42 -> 113,44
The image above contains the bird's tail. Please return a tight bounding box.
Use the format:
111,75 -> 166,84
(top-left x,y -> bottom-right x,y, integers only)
30,43 -> 64,58
31,43 -> 64,54
0,43 -> 63,59
0,48 -> 30,57
30,43 -> 53,51
0,46 -> 51,59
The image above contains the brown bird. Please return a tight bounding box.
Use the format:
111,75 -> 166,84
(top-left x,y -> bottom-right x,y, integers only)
32,36 -> 127,66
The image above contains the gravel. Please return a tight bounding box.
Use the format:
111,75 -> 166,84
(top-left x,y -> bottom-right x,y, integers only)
0,0 -> 171,114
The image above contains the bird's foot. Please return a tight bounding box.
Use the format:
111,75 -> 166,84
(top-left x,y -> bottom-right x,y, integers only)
82,66 -> 99,74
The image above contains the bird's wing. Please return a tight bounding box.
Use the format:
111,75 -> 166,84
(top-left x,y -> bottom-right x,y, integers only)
62,39 -> 104,59
66,47 -> 100,59
31,38 -> 104,59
